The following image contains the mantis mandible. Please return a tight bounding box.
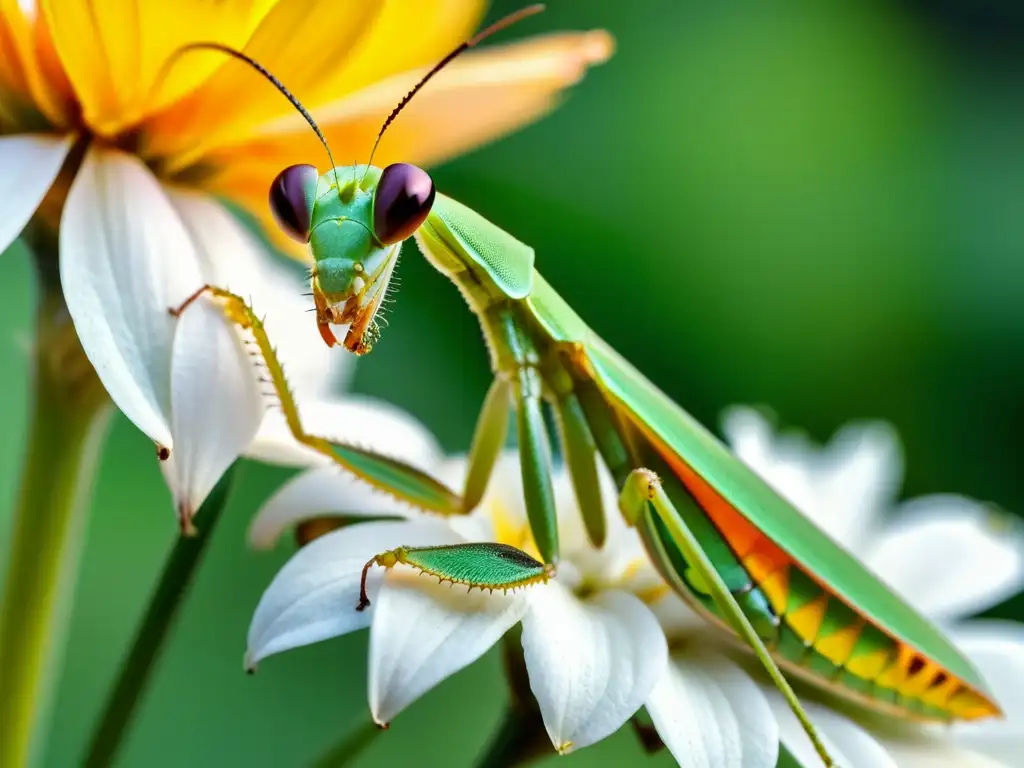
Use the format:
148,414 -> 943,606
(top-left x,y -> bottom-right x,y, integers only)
167,7 -> 1000,765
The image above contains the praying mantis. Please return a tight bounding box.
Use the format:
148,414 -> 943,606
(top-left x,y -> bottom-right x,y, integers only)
168,6 -> 999,766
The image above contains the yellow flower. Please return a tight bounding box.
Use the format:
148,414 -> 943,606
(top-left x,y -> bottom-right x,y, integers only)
0,0 -> 612,522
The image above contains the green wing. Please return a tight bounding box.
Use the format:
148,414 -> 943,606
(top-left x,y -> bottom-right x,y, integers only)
526,273 -> 990,695
586,337 -> 989,693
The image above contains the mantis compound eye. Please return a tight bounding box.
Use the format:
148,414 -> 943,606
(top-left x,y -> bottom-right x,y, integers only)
372,163 -> 435,245
269,164 -> 319,243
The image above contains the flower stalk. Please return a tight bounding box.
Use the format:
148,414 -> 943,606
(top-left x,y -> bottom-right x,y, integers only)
473,626 -> 551,768
474,706 -> 545,768
84,461 -> 240,768
0,227 -> 112,768
310,719 -> 384,768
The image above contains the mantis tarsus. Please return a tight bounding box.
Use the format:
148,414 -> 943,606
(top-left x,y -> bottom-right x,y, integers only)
167,7 -> 1000,766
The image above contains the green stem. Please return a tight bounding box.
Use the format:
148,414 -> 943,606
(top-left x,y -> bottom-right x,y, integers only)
310,720 -> 384,768
474,627 -> 551,768
0,236 -> 111,768
84,463 -> 240,768
474,707 -> 543,768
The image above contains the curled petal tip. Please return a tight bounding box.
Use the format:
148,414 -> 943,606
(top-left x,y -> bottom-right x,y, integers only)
374,720 -> 390,731
156,443 -> 171,461
243,651 -> 257,674
555,30 -> 616,84
582,30 -> 616,65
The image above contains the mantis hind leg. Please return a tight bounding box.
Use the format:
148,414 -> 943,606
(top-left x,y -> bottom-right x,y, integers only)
619,468 -> 836,767
168,285 -> 464,516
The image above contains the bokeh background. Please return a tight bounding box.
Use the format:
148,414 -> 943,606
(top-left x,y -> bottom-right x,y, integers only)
2,0 -> 1023,765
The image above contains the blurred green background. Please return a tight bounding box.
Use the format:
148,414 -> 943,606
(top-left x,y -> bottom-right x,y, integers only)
2,0 -> 1023,765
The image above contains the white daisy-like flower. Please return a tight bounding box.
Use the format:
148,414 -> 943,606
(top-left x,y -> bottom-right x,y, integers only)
245,409 -> 782,764
720,405 -> 1024,768
247,399 -> 1021,766
0,0 -> 613,525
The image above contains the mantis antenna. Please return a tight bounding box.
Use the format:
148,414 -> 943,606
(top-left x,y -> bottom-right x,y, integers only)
363,3 -> 547,171
155,43 -> 340,183
158,4 -> 545,186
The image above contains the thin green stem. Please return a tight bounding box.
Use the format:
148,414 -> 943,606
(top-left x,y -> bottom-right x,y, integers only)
473,627 -> 552,768
474,706 -> 543,768
84,463 -> 240,768
310,720 -> 384,768
0,233 -> 111,768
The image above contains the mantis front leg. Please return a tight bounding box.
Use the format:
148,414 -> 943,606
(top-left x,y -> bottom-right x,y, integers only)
169,285 -> 501,518
619,468 -> 837,768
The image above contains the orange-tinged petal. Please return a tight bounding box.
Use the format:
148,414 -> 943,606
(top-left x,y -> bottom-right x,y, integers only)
40,0 -> 265,134
1,0 -> 76,127
0,9 -> 27,92
204,30 -> 614,222
142,0 -> 382,167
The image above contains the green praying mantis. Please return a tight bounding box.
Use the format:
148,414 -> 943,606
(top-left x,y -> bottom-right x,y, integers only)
167,6 -> 999,766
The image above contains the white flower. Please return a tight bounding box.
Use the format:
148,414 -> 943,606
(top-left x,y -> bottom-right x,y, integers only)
0,0 -> 613,526
67,175 -> 350,527
721,405 -> 1024,767
246,406 -> 783,763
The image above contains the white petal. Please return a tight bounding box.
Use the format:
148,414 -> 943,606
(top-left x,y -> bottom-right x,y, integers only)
553,458 -> 636,577
769,694 -> 896,768
0,134 -> 71,254
368,569 -> 529,726
169,190 -> 351,399
473,450 -> 530,523
246,394 -> 444,471
946,620 -> 1024,762
881,740 -> 1010,768
647,593 -> 708,637
248,465 -> 417,549
721,406 -> 826,518
246,519 -> 460,669
520,586 -> 667,753
804,420 -> 902,552
60,148 -> 204,448
166,299 -> 263,519
646,651 -> 778,768
864,497 -> 1024,620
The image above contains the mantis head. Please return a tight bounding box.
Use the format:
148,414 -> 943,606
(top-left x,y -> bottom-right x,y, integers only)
177,5 -> 545,354
268,162 -> 435,354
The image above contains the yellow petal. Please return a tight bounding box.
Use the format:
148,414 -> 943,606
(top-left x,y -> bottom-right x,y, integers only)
309,0 -> 484,106
203,30 -> 614,220
1,0 -> 76,127
141,0 -> 382,166
40,0 -> 265,134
